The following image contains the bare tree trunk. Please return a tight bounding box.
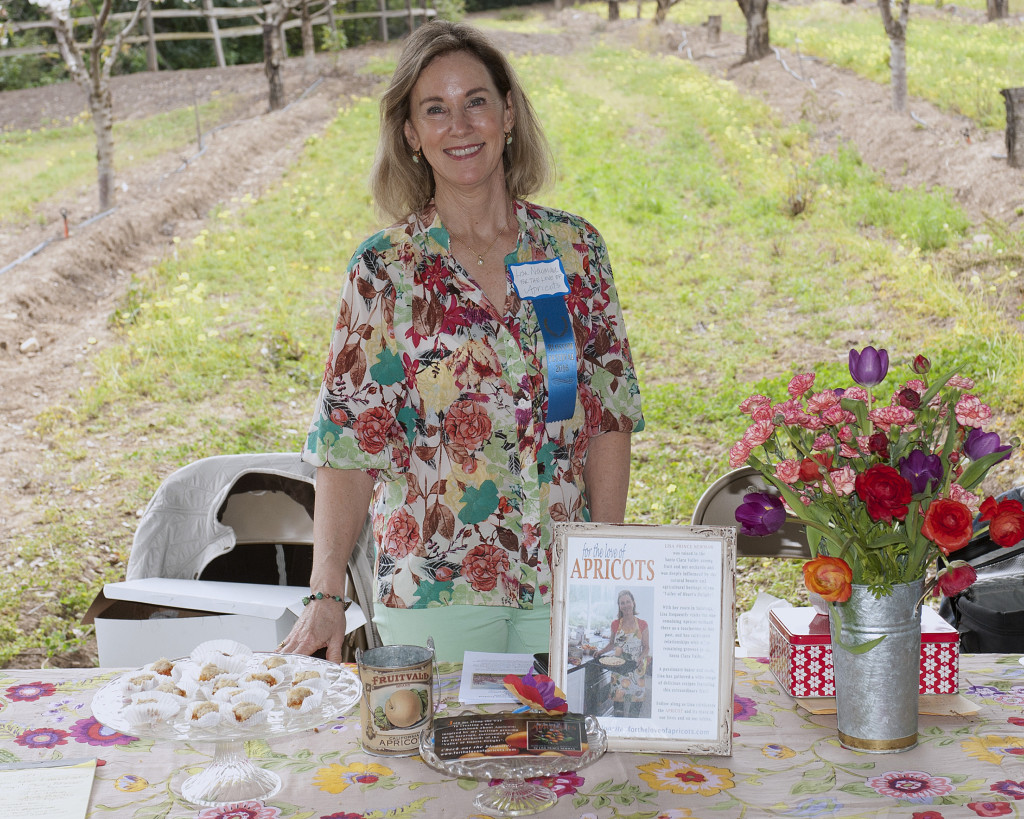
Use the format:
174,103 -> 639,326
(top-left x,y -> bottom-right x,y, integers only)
736,0 -> 770,63
608,0 -> 620,20
90,84 -> 116,211
878,0 -> 910,113
1002,88 -> 1024,168
263,22 -> 286,110
654,0 -> 680,24
301,0 -> 315,74
986,0 -> 1008,19
707,14 -> 721,43
47,0 -> 151,211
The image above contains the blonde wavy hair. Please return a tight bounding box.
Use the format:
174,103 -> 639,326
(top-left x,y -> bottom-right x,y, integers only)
369,20 -> 553,222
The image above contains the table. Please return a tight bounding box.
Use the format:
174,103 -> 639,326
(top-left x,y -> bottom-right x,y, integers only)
2,656 -> 1024,818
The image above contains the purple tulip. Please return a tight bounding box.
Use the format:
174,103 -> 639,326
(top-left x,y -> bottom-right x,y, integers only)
849,346 -> 889,388
964,428 -> 1012,463
898,449 -> 944,495
735,492 -> 786,537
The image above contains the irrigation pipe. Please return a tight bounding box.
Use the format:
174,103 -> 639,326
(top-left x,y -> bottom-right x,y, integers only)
772,46 -> 817,90
1,74 -> 325,277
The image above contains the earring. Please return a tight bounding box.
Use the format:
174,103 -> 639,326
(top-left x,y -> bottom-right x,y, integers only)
412,148 -> 422,163
504,131 -> 513,146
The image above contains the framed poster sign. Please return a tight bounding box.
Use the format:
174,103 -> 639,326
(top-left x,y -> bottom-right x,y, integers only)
549,523 -> 736,755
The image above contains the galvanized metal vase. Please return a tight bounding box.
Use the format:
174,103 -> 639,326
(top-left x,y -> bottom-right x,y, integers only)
829,580 -> 923,753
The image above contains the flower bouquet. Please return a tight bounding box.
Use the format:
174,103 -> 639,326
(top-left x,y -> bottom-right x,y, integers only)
730,346 -> 1024,752
731,347 -> 1024,603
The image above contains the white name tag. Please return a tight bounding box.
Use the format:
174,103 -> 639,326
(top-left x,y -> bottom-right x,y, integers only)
509,259 -> 570,300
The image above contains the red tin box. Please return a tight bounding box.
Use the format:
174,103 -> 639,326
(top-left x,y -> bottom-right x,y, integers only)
768,606 -> 959,697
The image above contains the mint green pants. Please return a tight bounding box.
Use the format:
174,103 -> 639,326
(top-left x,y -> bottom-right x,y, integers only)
373,603 -> 552,663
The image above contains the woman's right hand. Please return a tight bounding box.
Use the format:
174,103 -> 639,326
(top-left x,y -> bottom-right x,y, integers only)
278,599 -> 348,663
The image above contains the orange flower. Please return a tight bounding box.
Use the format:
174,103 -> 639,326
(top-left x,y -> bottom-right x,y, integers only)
803,556 -> 853,602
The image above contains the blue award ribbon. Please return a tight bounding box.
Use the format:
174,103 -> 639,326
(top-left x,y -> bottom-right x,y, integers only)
508,259 -> 577,423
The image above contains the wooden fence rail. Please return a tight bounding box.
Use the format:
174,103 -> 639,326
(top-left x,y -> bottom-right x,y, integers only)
1,0 -> 434,64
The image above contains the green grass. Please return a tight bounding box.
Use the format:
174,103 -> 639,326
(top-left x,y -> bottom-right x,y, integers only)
3,25 -> 1023,663
0,95 -> 235,221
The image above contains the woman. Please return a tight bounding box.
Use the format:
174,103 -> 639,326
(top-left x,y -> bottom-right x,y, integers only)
279,20 -> 644,663
595,590 -> 650,718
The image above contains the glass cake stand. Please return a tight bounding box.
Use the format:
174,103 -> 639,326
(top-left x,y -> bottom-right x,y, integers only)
419,715 -> 606,817
92,653 -> 361,807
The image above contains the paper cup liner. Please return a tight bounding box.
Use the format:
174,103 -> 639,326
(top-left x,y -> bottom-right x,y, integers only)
187,700 -> 229,728
147,658 -> 180,679
283,685 -> 323,714
124,692 -> 182,727
193,652 -> 248,680
241,669 -> 283,692
154,680 -> 188,700
262,655 -> 291,672
211,685 -> 245,703
122,672 -> 160,695
291,668 -> 326,687
190,639 -> 253,663
230,699 -> 271,727
232,688 -> 271,707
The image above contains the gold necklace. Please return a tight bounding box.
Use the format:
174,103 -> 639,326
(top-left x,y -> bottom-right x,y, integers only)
448,214 -> 509,266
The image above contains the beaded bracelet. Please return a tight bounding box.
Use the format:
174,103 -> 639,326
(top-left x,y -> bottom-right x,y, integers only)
301,592 -> 350,607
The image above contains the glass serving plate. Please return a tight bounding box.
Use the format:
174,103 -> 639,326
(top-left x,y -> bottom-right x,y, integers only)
419,715 -> 606,817
92,652 -> 361,807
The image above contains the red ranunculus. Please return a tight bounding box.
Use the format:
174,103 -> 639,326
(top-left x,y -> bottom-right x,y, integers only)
855,464 -> 912,523
799,453 -> 833,483
868,431 -> 890,457
979,497 -> 1024,547
802,556 -> 853,602
921,499 -> 974,555
936,561 -> 978,596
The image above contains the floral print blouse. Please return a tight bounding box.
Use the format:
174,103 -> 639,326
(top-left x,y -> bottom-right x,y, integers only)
302,199 -> 644,611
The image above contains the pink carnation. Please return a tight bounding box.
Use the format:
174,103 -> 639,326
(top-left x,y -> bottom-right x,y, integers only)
806,391 -> 840,414
868,404 -> 915,431
729,440 -> 752,468
812,434 -> 836,450
947,483 -> 982,515
774,459 -> 801,484
773,398 -> 807,425
822,405 -> 856,426
839,443 -> 859,458
742,420 -> 775,448
751,404 -> 774,423
802,416 -> 826,431
955,395 -> 992,428
739,394 -> 771,415
788,373 -> 815,398
837,425 -> 853,442
855,435 -> 872,454
904,379 -> 927,395
823,466 -> 856,496
947,375 -> 976,390
844,386 -> 870,402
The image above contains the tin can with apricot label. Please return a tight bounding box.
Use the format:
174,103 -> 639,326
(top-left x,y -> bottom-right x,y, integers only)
355,639 -> 435,757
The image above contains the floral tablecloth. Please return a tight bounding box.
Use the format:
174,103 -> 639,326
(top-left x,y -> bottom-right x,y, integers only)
2,656 -> 1024,818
